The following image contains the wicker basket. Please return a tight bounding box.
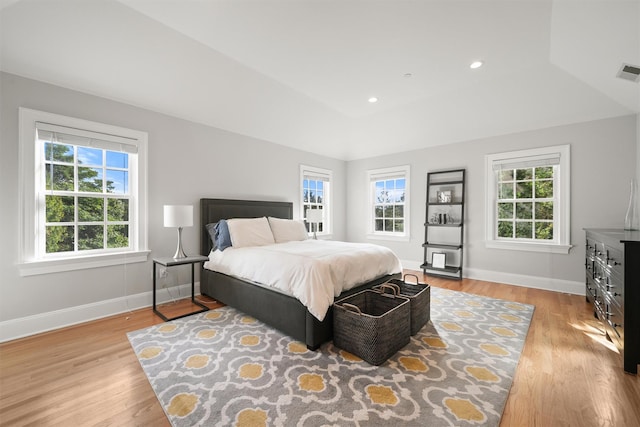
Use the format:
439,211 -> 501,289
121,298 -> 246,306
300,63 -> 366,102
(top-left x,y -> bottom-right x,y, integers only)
375,274 -> 431,335
333,290 -> 410,365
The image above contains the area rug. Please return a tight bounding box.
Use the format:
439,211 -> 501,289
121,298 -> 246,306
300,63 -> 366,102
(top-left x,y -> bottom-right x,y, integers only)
128,287 -> 534,426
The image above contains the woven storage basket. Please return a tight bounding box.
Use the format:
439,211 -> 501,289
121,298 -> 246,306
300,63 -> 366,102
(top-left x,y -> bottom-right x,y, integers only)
333,290 -> 410,366
375,274 -> 431,336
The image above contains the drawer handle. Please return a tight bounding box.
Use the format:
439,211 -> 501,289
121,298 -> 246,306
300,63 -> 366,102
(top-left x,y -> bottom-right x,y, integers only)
613,323 -> 622,328
613,292 -> 621,297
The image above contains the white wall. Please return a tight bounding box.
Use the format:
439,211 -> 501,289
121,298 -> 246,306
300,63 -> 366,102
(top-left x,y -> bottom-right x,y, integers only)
0,72 -> 346,339
346,115 -> 638,294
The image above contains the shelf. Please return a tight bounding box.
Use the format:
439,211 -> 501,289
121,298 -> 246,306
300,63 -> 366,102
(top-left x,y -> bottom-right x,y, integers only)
423,168 -> 465,281
428,180 -> 464,186
419,263 -> 461,274
422,243 -> 462,249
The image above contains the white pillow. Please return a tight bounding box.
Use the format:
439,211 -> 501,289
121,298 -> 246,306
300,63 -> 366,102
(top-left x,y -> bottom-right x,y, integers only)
227,217 -> 275,248
268,217 -> 309,243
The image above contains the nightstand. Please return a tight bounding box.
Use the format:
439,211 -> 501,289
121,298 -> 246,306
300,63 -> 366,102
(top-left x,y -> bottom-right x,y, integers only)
153,255 -> 209,321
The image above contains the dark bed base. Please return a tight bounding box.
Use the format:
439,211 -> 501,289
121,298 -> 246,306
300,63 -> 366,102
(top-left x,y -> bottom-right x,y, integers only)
199,198 -> 400,350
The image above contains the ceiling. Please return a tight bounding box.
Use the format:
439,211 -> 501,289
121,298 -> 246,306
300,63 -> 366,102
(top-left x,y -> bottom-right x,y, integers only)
1,0 -> 639,160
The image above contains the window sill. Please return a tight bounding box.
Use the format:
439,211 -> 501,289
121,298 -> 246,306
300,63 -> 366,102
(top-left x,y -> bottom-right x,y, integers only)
367,233 -> 410,242
485,240 -> 572,254
18,250 -> 151,276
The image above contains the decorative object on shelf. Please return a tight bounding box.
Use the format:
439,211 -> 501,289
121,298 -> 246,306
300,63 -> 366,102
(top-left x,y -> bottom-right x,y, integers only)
164,205 -> 193,258
306,208 -> 323,239
437,190 -> 452,203
432,252 -> 446,269
624,178 -> 639,230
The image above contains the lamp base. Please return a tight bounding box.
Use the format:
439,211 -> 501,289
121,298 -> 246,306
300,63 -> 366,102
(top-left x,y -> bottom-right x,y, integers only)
173,227 -> 188,259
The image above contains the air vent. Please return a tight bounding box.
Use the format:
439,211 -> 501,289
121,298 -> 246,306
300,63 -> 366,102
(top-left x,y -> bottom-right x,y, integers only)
617,63 -> 640,83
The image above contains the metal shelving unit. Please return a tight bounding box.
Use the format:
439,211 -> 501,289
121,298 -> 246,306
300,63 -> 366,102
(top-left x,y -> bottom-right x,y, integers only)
421,169 -> 465,280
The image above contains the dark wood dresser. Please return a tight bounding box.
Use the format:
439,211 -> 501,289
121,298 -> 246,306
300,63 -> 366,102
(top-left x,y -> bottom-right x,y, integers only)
584,228 -> 640,374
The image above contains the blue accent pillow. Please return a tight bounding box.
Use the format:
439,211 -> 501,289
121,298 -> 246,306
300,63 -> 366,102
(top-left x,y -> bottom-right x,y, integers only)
215,219 -> 232,251
205,222 -> 218,250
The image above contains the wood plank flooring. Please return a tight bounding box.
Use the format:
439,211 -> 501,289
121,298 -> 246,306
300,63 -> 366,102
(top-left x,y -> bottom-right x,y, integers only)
1,272 -> 639,426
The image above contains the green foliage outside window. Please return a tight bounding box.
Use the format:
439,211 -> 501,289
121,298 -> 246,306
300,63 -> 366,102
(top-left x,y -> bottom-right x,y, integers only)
496,166 -> 554,241
43,142 -> 129,253
374,178 -> 405,233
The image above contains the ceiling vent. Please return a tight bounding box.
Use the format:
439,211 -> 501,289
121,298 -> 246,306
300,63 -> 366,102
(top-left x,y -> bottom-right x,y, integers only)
616,63 -> 640,83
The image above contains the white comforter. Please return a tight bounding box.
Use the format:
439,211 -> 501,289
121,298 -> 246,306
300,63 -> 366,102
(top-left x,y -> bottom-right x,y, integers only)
204,240 -> 402,321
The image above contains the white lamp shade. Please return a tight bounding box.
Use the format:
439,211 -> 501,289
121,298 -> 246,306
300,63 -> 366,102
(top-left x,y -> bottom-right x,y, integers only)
164,205 -> 193,228
306,209 -> 323,223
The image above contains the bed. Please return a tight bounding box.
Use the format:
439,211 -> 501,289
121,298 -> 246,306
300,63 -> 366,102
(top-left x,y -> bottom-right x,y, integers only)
199,198 -> 401,350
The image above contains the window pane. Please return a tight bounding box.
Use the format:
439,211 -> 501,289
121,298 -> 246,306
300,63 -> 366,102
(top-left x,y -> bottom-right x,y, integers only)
45,143 -> 74,163
396,178 -> 405,190
78,225 -> 103,250
535,167 -> 553,179
78,197 -> 104,221
535,202 -> 553,220
394,220 -> 404,232
46,225 -> 74,253
384,219 -> 393,231
498,221 -> 513,238
106,151 -> 128,168
384,206 -> 393,218
515,168 -> 533,180
499,183 -> 514,199
46,195 -> 74,222
394,205 -> 404,218
516,202 -> 532,219
316,190 -> 323,203
535,222 -> 553,240
515,182 -> 532,198
77,147 -> 102,166
46,164 -> 74,191
107,225 -> 128,248
374,206 -> 383,218
535,180 -> 553,198
499,170 -> 514,181
515,221 -> 533,238
78,167 -> 103,192
385,180 -> 394,190
303,189 -> 309,203
108,198 -> 129,222
498,202 -> 513,219
106,169 -> 128,194
375,219 -> 383,231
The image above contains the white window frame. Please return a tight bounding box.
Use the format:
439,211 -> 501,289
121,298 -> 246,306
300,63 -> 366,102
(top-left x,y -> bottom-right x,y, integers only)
300,165 -> 332,238
367,165 -> 410,241
485,144 -> 571,254
19,108 -> 149,276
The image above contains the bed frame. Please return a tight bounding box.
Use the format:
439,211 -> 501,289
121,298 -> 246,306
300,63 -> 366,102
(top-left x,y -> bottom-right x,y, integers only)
199,198 -> 399,350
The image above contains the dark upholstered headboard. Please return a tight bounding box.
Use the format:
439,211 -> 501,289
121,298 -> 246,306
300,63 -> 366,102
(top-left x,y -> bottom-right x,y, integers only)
200,198 -> 293,255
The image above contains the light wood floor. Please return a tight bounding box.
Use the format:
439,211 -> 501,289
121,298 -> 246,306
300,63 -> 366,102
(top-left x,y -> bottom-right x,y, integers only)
1,272 -> 639,426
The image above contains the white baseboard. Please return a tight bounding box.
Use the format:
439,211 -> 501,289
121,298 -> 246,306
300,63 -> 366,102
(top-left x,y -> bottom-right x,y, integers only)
400,259 -> 584,295
0,282 -> 201,343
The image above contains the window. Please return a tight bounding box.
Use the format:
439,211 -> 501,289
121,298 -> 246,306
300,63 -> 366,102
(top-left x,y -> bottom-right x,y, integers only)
19,108 -> 149,275
300,165 -> 332,236
485,145 -> 571,253
367,165 -> 410,240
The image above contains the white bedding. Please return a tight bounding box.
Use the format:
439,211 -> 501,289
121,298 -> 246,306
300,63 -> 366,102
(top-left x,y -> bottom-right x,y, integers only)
203,240 -> 402,321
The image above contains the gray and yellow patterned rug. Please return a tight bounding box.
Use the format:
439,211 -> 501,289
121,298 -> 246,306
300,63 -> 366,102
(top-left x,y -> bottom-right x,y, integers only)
128,287 -> 533,426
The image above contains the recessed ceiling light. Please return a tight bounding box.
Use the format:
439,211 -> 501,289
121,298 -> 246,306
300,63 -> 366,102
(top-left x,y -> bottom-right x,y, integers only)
470,61 -> 483,69
404,73 -> 413,78
368,97 -> 378,103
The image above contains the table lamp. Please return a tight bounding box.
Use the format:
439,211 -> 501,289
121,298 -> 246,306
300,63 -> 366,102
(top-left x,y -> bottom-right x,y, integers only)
164,205 -> 193,258
306,209 -> 323,240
